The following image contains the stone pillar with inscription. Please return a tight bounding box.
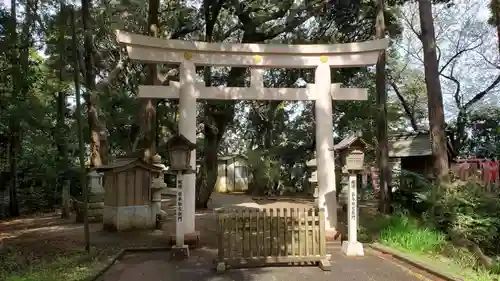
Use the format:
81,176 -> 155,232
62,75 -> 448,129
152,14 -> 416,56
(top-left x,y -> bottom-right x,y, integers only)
341,170 -> 364,256
179,59 -> 196,235
171,172 -> 189,260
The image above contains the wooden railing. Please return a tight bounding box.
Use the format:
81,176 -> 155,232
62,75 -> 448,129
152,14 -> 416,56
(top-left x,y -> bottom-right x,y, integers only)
215,207 -> 331,272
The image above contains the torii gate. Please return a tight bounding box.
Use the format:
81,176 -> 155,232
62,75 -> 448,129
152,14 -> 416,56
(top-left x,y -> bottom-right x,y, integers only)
116,30 -> 388,241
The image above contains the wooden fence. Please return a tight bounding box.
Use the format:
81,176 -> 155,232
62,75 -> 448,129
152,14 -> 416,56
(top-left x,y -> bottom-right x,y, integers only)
215,207 -> 330,272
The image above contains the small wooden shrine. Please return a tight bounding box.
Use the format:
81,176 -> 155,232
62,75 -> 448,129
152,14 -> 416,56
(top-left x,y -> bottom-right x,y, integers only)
97,157 -> 163,231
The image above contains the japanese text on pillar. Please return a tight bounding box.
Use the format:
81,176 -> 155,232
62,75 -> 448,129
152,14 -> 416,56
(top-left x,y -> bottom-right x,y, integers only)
350,179 -> 356,221
177,178 -> 183,222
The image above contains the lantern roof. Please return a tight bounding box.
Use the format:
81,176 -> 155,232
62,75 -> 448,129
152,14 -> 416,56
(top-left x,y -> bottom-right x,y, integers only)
330,132 -> 369,152
95,157 -> 163,173
166,134 -> 197,150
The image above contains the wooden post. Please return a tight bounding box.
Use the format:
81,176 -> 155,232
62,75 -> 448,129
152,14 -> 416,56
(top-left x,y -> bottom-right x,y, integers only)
283,208 -> 288,256
276,208 -> 280,256
312,208 -> 316,256
304,208 -> 309,256
319,209 -> 326,257
291,208 -> 296,256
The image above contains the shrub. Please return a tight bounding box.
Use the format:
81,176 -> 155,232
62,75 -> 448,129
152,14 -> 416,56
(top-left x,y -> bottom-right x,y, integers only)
392,169 -> 433,215
433,181 -> 500,255
246,149 -> 281,195
392,169 -> 500,256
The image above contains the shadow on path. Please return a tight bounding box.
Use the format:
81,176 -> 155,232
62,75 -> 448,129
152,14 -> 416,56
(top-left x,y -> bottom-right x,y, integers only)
97,247 -> 440,281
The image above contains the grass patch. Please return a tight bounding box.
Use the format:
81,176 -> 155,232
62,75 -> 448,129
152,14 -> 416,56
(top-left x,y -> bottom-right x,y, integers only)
379,214 -> 445,254
376,214 -> 500,281
0,246 -> 115,281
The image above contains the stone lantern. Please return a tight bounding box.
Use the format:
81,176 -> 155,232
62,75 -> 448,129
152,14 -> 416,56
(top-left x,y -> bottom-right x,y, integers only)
166,134 -> 196,260
166,134 -> 197,174
345,149 -> 365,172
151,154 -> 168,228
86,170 -> 105,222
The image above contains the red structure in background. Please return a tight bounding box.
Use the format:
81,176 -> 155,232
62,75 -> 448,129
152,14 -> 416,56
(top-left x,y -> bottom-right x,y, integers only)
361,158 -> 499,192
455,158 -> 499,185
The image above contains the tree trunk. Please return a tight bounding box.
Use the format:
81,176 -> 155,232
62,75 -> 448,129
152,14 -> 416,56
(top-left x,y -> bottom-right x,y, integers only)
82,0 -> 106,167
8,129 -> 19,217
196,0 -> 224,208
57,3 -> 71,218
8,0 -> 19,217
375,0 -> 391,213
131,0 -> 159,162
375,0 -> 391,212
71,5 -> 90,252
418,0 -> 449,180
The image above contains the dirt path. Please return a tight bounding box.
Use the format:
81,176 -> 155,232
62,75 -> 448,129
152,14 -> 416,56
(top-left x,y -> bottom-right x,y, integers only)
0,193 -> 327,260
1,195 -> 444,281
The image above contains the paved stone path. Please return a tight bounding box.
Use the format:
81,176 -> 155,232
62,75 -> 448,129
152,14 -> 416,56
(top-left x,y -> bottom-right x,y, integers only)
94,194 -> 441,281
97,248 -> 440,281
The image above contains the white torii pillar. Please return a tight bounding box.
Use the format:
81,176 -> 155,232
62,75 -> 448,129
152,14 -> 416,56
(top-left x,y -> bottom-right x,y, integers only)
179,61 -> 197,236
315,63 -> 337,235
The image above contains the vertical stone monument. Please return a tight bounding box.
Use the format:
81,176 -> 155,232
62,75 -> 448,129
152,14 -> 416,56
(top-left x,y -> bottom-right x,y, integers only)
332,133 -> 367,256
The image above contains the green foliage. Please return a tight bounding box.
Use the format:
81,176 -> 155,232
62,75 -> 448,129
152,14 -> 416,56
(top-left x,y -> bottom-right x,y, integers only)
392,169 -> 433,215
246,149 -> 281,195
0,246 -> 111,281
380,213 -> 446,254
378,214 -> 500,281
393,169 -> 500,256
433,182 -> 500,254
389,175 -> 500,279
462,107 -> 500,157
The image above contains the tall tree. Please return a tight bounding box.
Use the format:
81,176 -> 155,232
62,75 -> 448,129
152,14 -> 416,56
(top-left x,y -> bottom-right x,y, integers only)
196,0 -> 224,207
71,5 -> 89,252
418,0 -> 449,179
375,0 -> 391,213
56,2 -> 71,218
130,0 -> 159,162
82,0 -> 107,167
396,1 -> 499,153
7,0 -> 20,217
